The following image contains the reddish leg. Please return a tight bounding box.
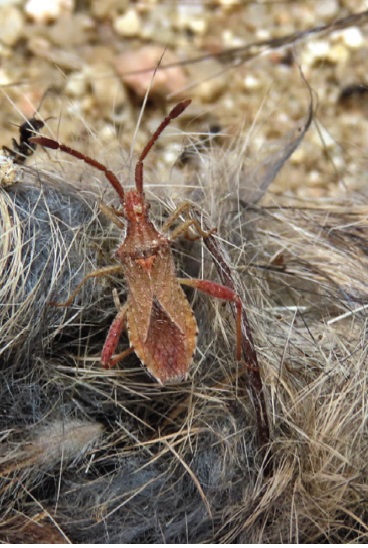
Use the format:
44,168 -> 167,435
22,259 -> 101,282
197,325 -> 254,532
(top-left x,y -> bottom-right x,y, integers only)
101,303 -> 132,368
103,347 -> 135,369
178,278 -> 242,361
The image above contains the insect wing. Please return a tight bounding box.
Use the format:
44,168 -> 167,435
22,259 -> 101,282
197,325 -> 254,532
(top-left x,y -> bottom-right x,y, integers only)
124,249 -> 197,383
123,255 -> 154,338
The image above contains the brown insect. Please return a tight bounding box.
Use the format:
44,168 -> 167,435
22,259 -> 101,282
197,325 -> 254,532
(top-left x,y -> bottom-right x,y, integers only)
31,100 -> 242,384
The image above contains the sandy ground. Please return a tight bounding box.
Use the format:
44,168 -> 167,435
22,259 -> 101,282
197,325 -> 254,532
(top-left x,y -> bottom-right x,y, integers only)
1,1 -> 368,199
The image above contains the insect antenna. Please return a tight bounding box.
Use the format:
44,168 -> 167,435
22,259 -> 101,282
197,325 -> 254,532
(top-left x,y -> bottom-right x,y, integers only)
31,99 -> 191,203
134,99 -> 191,195
30,137 -> 125,204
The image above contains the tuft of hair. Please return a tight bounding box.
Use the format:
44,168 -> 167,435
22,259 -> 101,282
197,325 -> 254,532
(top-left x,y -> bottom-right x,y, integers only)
1,66 -> 368,543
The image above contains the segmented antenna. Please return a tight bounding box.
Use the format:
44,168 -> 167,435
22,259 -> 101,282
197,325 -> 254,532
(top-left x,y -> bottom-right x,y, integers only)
31,99 -> 191,204
30,137 -> 126,203
134,100 -> 191,195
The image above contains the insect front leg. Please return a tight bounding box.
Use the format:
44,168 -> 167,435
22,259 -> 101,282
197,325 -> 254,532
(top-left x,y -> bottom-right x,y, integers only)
51,265 -> 123,307
162,202 -> 216,241
101,303 -> 134,368
178,278 -> 242,361
99,202 -> 125,229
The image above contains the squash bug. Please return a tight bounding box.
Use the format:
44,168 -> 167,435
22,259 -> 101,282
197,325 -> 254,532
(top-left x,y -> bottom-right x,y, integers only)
31,100 -> 242,384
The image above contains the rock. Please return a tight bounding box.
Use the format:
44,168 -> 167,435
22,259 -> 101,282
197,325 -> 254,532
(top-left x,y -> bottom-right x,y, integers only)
25,0 -> 74,23
0,5 -> 24,46
115,46 -> 188,98
113,8 -> 141,38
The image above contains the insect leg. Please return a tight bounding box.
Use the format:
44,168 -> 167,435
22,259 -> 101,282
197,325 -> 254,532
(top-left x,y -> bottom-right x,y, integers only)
102,347 -> 134,369
170,218 -> 216,241
51,265 -> 123,307
162,201 -> 216,240
101,303 -> 131,368
178,278 -> 242,361
99,202 -> 125,229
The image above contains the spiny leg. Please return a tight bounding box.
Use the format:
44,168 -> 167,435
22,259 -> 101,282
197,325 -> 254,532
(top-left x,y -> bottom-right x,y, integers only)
178,277 -> 242,361
170,217 -> 216,241
101,346 -> 134,369
103,347 -> 135,369
99,202 -> 125,229
162,201 -> 216,241
51,265 -> 123,307
101,303 -> 133,368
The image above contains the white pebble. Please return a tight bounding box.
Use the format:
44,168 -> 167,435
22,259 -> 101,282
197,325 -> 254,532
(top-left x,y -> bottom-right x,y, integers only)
65,71 -> 87,97
0,68 -> 11,86
290,148 -> 305,164
176,4 -> 207,35
338,27 -> 364,49
221,29 -> 245,48
114,9 -> 141,37
326,43 -> 349,64
25,0 -> 74,23
302,39 -> 349,66
243,74 -> 261,90
0,6 -> 23,46
307,40 -> 330,58
315,0 -> 338,17
308,170 -> 321,184
219,0 -> 238,9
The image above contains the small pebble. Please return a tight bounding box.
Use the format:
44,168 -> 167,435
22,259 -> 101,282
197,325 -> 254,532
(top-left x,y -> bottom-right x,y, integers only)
188,58 -> 227,102
306,40 -> 330,59
65,71 -> 87,97
115,46 -> 187,98
243,74 -> 261,90
25,0 -> 74,23
92,0 -> 126,18
326,43 -> 350,65
337,27 -> 364,50
85,63 -> 128,118
315,0 -> 338,18
301,38 -> 350,67
221,29 -> 245,48
0,5 -> 24,46
219,0 -> 238,10
0,68 -> 11,86
113,9 -> 141,38
290,148 -> 305,164
175,4 -> 207,35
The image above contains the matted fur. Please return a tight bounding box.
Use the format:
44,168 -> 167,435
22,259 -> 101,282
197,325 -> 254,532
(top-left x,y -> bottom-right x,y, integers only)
1,6 -> 368,543
1,109 -> 368,542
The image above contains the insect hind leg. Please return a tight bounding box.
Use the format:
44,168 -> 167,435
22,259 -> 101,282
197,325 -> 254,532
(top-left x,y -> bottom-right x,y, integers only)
178,277 -> 242,362
101,303 -> 132,368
